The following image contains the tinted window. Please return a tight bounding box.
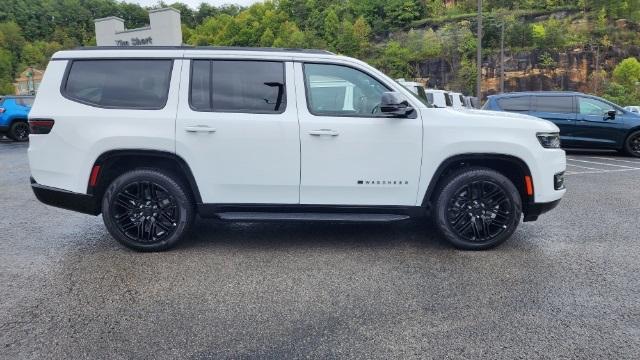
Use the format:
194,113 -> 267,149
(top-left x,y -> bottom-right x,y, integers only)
497,96 -> 531,112
534,96 -> 573,113
64,60 -> 172,109
303,63 -> 389,116
459,95 -> 465,106
190,60 -> 210,111
444,93 -> 453,107
190,60 -> 286,113
426,93 -> 434,105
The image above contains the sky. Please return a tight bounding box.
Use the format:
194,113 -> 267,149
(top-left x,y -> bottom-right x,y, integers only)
124,0 -> 262,8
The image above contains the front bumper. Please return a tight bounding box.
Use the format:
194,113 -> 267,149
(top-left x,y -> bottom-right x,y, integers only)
523,199 -> 562,222
30,177 -> 100,215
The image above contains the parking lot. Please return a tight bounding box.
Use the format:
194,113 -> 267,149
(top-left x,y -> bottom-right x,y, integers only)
1,140 -> 639,359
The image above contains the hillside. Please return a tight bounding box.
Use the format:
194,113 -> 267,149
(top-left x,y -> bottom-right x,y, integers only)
1,0 -> 639,103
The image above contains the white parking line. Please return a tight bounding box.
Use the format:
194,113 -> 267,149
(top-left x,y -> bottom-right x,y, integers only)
565,168 -> 640,175
564,155 -> 640,176
566,163 -> 603,170
567,158 -> 640,169
586,156 -> 640,164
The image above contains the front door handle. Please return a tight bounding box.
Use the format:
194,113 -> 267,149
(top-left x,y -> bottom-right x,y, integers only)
309,129 -> 339,137
185,125 -> 216,133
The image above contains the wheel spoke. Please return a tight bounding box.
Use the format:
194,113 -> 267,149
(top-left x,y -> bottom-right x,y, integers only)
446,179 -> 513,242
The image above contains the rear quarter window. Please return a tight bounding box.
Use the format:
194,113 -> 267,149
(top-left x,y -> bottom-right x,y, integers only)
62,59 -> 173,109
497,96 -> 531,112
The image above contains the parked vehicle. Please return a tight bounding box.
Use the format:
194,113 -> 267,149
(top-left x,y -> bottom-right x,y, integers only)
425,89 -> 452,108
395,79 -> 430,104
464,96 -> 481,109
29,47 -> 566,251
448,92 -> 466,109
624,105 -> 640,114
0,95 -> 34,141
484,91 -> 640,157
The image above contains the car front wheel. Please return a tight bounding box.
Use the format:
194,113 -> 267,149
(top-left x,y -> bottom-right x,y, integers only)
102,169 -> 194,251
434,167 -> 522,250
624,130 -> 640,158
8,121 -> 29,142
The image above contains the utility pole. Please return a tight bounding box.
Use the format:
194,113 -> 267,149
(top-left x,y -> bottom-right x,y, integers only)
500,21 -> 505,93
476,0 -> 483,98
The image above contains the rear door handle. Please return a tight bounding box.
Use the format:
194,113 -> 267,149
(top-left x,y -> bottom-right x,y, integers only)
185,125 -> 216,133
309,129 -> 339,137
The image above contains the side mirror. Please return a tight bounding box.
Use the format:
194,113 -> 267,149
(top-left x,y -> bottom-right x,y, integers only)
605,110 -> 616,120
380,92 -> 413,117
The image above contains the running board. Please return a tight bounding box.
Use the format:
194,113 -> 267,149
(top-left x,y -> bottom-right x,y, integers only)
216,212 -> 410,222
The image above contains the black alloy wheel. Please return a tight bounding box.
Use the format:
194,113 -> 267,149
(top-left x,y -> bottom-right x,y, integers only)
9,121 -> 29,142
625,130 -> 640,158
434,167 -> 522,250
111,181 -> 179,243
102,169 -> 194,251
446,180 -> 512,243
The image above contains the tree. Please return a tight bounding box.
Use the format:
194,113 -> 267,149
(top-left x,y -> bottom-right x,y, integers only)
612,57 -> 640,88
373,41 -> 415,78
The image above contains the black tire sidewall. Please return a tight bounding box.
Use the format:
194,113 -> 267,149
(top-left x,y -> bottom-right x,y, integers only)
434,168 -> 522,250
624,130 -> 640,158
9,121 -> 29,142
102,169 -> 194,252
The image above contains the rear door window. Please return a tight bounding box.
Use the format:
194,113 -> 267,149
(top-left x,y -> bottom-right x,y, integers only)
63,59 -> 173,109
497,96 -> 531,112
534,96 -> 574,114
189,60 -> 286,113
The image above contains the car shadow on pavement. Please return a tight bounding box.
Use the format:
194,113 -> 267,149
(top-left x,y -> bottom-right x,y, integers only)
175,218 -> 453,252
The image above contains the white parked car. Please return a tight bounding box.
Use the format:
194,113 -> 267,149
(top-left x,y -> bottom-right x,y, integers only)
28,47 -> 566,251
624,106 -> 640,114
449,92 -> 466,109
424,89 -> 452,108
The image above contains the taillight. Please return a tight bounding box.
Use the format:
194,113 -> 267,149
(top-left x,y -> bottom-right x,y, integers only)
28,119 -> 55,134
0,108 -> 5,114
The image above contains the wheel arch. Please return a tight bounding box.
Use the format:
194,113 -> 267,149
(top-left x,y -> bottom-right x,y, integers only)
622,126 -> 640,150
88,150 -> 202,207
422,153 -> 533,210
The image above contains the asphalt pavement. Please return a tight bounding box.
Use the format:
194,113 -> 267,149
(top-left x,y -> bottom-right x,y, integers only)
1,140 -> 639,359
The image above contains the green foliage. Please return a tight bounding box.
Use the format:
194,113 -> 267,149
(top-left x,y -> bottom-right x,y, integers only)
373,41 -> 415,78
603,58 -> 640,106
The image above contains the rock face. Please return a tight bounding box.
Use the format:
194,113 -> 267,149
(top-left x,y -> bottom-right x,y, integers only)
417,46 -> 640,98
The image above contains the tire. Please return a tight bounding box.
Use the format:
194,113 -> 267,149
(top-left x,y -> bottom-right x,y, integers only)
433,167 -> 522,250
8,121 -> 29,142
624,130 -> 640,158
102,169 -> 194,252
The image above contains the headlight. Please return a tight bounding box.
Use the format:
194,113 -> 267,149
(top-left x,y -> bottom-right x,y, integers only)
537,132 -> 561,148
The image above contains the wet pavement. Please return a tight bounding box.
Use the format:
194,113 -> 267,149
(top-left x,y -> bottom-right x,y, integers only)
1,141 -> 639,359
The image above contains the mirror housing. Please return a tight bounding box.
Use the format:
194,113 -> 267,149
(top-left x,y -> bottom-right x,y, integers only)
380,92 -> 413,117
605,110 -> 617,120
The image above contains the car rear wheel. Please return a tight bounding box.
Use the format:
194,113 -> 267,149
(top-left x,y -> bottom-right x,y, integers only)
8,121 -> 29,142
102,169 -> 194,252
624,130 -> 640,158
434,167 -> 522,250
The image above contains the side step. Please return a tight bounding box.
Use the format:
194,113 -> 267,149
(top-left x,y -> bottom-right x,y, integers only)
216,212 -> 410,222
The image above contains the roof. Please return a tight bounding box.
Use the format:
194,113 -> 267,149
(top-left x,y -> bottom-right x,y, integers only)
71,46 -> 334,55
488,91 -> 585,98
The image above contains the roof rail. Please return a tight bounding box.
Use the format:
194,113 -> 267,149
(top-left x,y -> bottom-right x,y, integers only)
72,46 -> 334,55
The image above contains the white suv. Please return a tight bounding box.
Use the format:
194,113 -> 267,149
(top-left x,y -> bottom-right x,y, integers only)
28,47 -> 566,251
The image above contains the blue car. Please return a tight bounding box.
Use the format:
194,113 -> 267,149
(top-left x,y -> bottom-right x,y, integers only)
0,95 -> 34,142
483,92 -> 640,157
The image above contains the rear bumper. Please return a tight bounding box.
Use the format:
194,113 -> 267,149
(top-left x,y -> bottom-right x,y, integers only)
523,199 -> 561,222
30,177 -> 100,215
